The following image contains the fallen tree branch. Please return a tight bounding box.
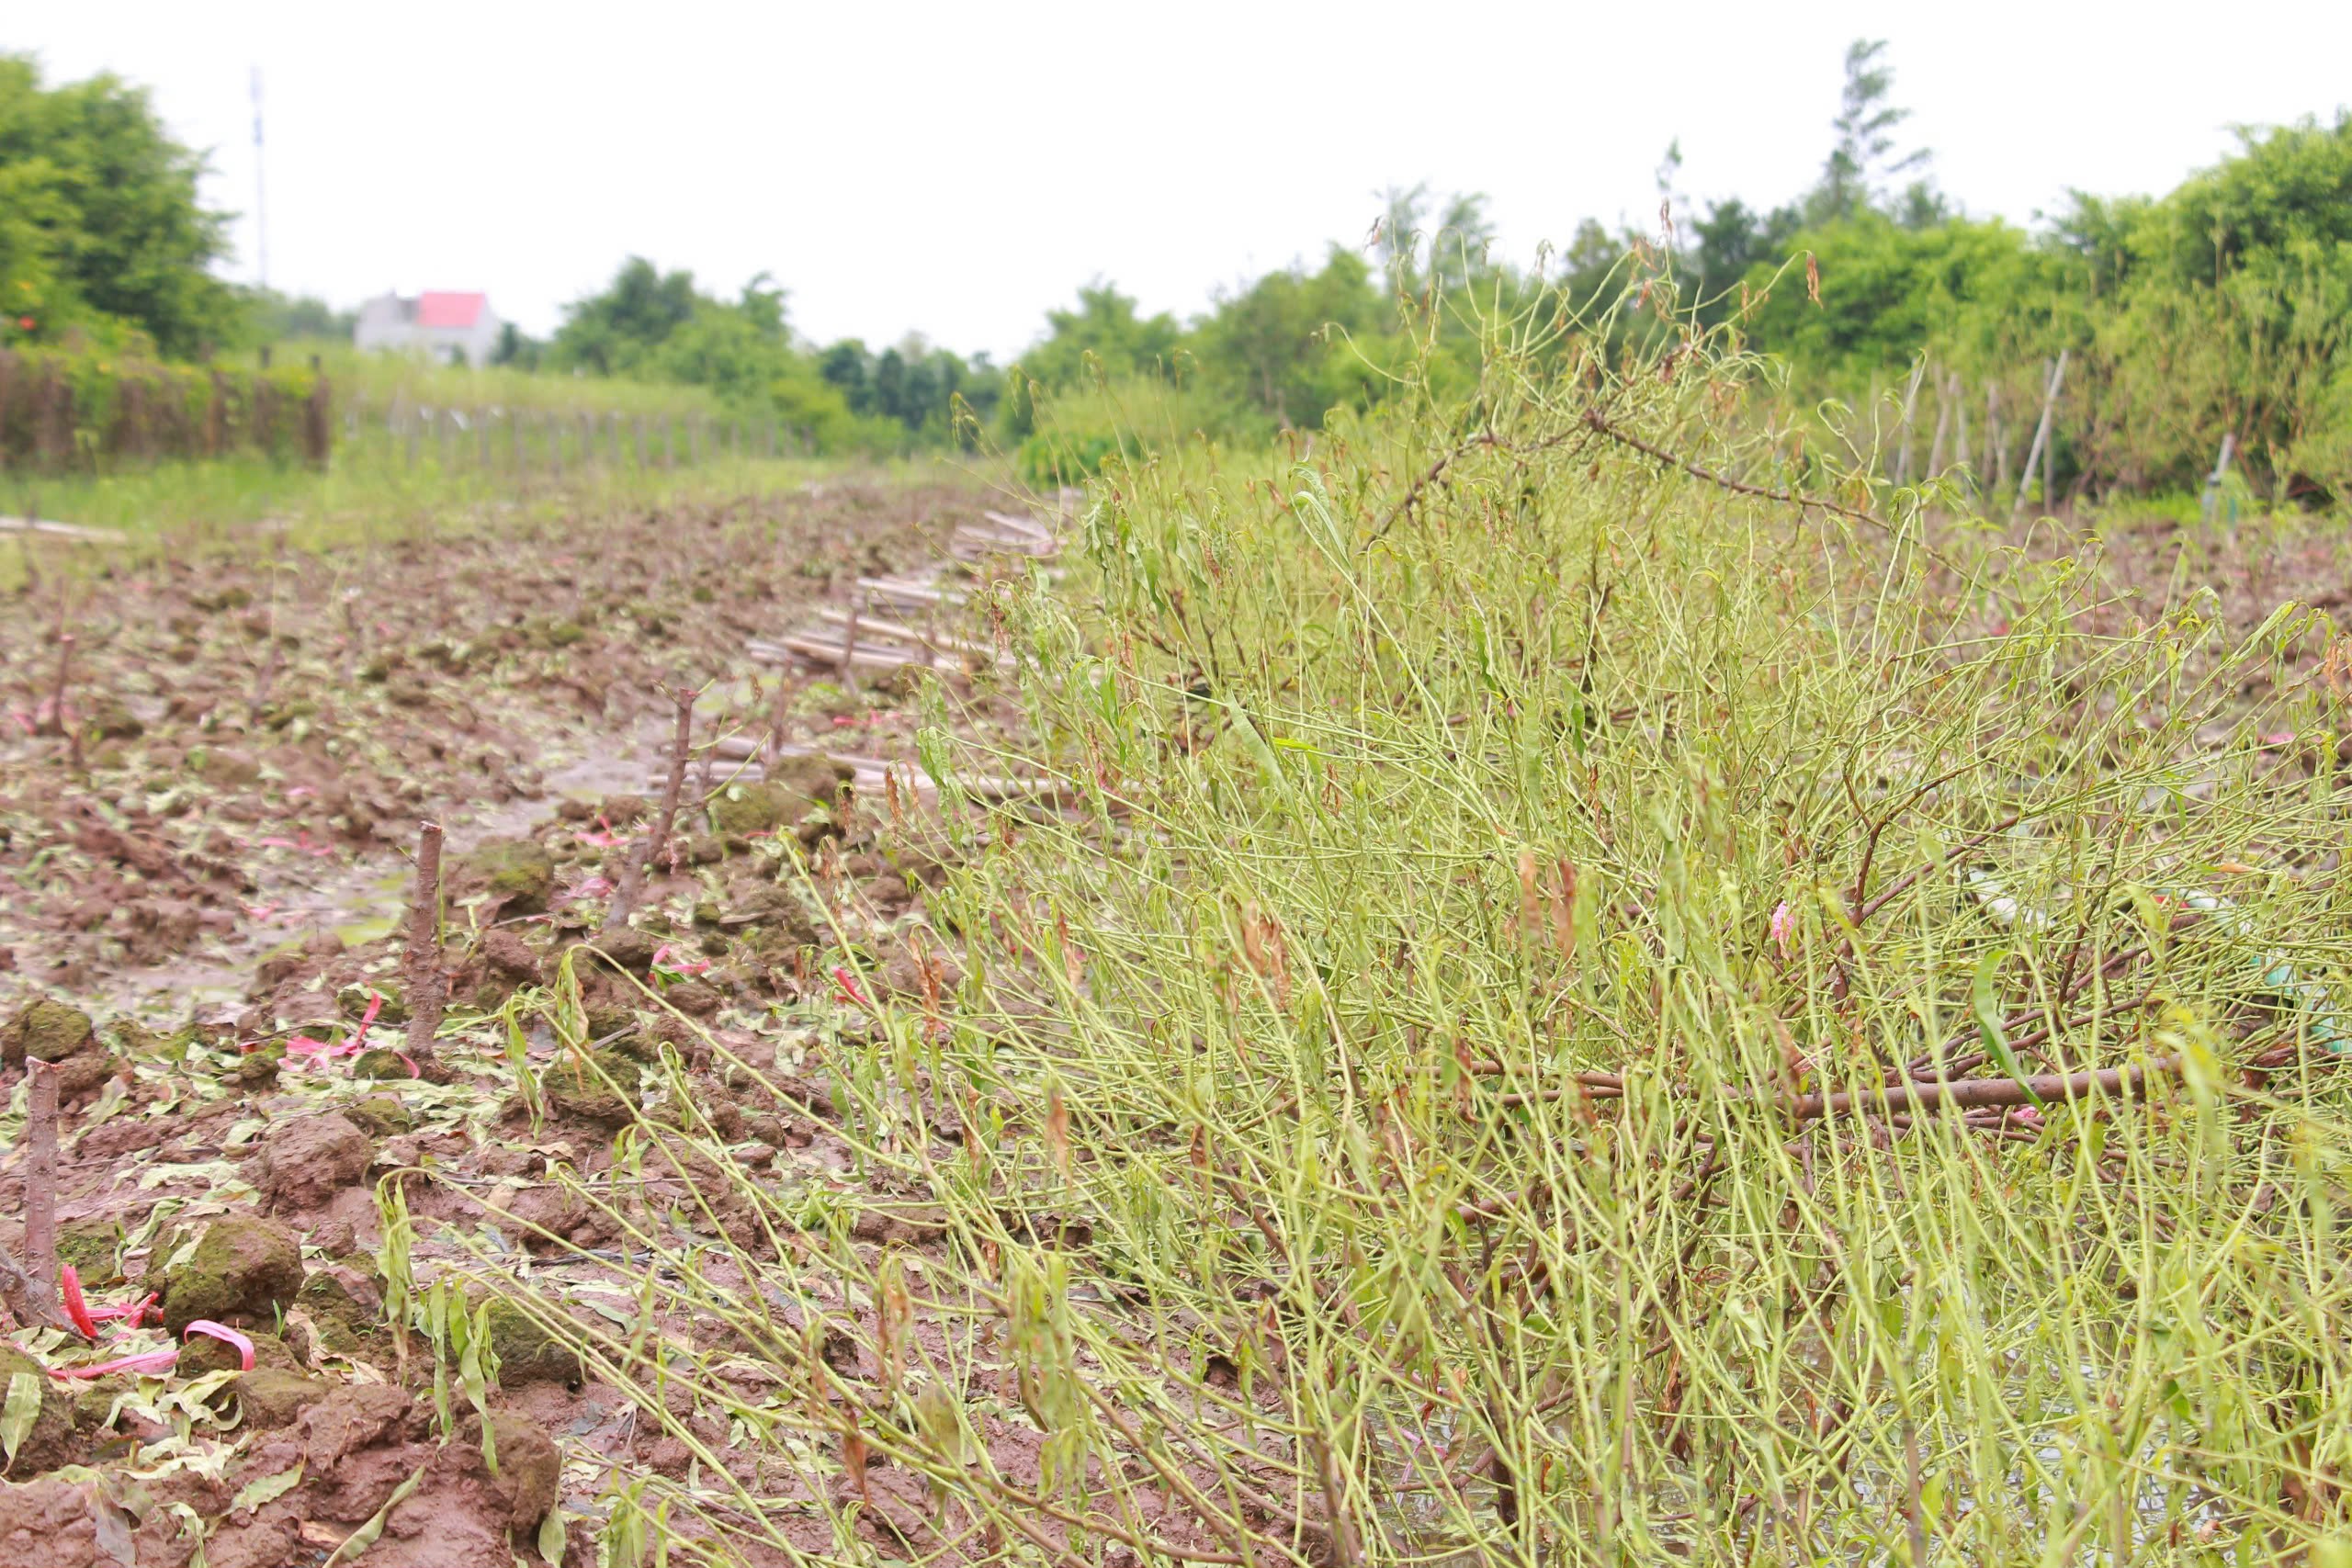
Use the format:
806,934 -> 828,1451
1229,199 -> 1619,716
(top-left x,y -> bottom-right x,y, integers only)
1792,1056 -> 2179,1122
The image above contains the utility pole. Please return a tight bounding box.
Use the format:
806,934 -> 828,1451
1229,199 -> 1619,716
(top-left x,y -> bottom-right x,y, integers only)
250,67 -> 267,290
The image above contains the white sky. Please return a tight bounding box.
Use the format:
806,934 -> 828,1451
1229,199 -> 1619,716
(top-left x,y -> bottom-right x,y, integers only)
16,2 -> 2351,360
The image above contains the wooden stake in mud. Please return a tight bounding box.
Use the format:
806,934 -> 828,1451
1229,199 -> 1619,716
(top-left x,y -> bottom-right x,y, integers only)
767,671 -> 796,764
49,631 -> 86,775
646,684 -> 696,877
839,605 -> 863,694
404,822 -> 446,1069
24,1061 -> 59,1301
43,629 -> 73,736
14,487 -> 41,594
0,1058 -> 73,1326
604,849 -> 643,932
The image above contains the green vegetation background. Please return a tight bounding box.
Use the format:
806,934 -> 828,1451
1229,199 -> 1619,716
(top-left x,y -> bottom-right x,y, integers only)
5,41 -> 2349,507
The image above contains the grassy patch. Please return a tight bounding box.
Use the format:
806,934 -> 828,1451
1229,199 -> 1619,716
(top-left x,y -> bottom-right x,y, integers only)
466,310 -> 2352,1562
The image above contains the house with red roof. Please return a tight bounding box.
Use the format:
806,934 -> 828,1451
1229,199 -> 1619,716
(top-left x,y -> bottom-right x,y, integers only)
353,290 -> 503,367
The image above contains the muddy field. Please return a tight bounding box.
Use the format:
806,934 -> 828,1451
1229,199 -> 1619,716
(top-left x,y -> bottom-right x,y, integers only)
0,479 -> 1057,1565
6,481 -> 2350,1566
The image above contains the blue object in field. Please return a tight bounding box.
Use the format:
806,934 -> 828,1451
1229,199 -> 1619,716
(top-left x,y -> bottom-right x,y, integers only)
2200,434 -> 2240,526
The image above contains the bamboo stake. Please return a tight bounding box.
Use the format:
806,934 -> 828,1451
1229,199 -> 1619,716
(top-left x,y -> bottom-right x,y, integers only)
1925,375 -> 1954,478
2011,350 -> 2069,523
1987,383 -> 2006,495
812,605 -> 1000,661
1893,357 -> 1928,485
1951,373 -> 1972,484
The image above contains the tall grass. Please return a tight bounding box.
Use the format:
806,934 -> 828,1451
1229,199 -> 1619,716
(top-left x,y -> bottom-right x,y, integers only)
1013,372 -> 1274,488
477,291 -> 2352,1563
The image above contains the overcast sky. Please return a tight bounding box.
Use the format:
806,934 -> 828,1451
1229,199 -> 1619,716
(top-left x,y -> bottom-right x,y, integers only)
17,3 -> 2351,359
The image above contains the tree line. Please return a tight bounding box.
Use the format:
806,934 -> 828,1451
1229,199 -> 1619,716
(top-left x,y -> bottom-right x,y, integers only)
5,43 -> 2346,502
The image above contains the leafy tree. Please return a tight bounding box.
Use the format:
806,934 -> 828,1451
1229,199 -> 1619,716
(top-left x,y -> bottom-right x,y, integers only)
2065,114 -> 2352,494
0,53 -> 235,356
1191,248 -> 1383,427
1737,214 -> 2064,377
820,333 -> 999,445
242,287 -> 353,344
1808,39 -> 1931,226
1375,184 -> 1498,297
818,339 -> 872,402
548,257 -> 702,375
650,276 -> 792,401
2092,112 -> 2352,289
489,321 -> 542,369
1687,198 -> 1801,323
1017,283 -> 1182,390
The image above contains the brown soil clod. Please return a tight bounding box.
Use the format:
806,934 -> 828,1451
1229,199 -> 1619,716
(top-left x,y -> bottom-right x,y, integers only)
252,1111 -> 373,1214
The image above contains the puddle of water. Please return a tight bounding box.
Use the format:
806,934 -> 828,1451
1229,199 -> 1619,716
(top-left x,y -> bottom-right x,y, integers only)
82,721 -> 668,1022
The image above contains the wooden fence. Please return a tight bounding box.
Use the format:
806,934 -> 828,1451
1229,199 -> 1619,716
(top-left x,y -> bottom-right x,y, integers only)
0,349 -> 329,474
0,346 -> 803,482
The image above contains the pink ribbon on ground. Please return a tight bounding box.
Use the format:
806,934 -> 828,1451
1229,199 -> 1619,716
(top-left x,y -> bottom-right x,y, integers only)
560,874 -> 616,905
45,1321 -> 254,1380
282,991 -> 414,1076
48,1348 -> 181,1379
653,943 -> 711,978
182,1321 -> 256,1370
59,1265 -> 101,1339
254,831 -> 335,859
58,1268 -> 161,1341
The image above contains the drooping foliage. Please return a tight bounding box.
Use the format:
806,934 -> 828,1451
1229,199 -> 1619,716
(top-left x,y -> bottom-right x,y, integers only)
0,53 -> 236,358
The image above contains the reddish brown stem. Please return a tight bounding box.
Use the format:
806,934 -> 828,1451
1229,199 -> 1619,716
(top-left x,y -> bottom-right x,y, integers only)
1855,813 -> 2024,925
645,685 -> 696,878
48,633 -> 85,774
766,672 -> 796,764
605,853 -> 643,931
45,633 -> 71,731
1792,1056 -> 2177,1122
